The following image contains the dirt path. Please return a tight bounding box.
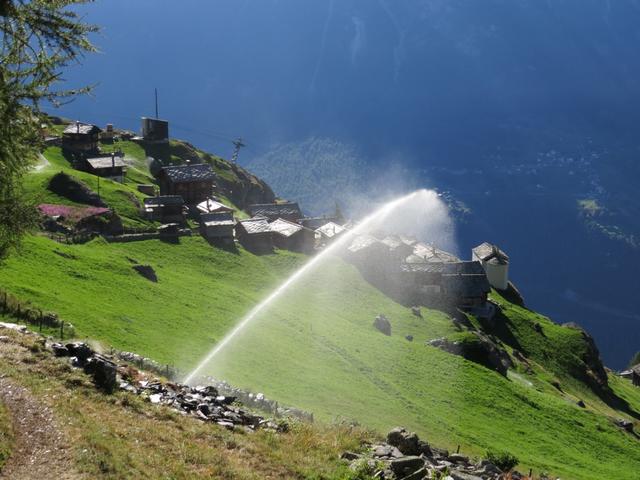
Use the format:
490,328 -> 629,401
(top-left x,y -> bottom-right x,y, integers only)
0,377 -> 79,479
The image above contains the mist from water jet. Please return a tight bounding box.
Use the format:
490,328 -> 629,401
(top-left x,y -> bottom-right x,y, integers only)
183,188 -> 451,385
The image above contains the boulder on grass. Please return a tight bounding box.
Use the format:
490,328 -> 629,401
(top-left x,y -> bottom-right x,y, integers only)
83,354 -> 117,393
373,314 -> 391,336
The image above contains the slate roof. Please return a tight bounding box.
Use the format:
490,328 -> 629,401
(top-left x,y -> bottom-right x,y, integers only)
247,202 -> 302,219
143,196 -> 184,207
161,164 -> 216,183
237,217 -> 271,235
301,216 -> 339,229
196,198 -> 234,214
473,242 -> 509,265
86,156 -> 126,170
401,263 -> 445,274
347,235 -> 383,253
269,218 -> 305,237
315,222 -> 345,238
201,211 -> 235,227
63,122 -> 101,135
407,242 -> 460,264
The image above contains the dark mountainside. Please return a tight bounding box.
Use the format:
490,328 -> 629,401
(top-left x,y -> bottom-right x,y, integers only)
53,0 -> 640,368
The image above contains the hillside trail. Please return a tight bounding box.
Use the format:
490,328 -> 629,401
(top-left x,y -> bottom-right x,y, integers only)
0,377 -> 80,479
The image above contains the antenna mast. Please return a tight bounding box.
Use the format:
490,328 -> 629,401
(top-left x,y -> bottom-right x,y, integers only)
154,88 -> 159,118
231,138 -> 245,163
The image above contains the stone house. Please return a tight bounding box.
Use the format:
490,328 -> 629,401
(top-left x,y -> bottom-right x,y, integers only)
143,195 -> 185,223
406,242 -> 460,264
62,122 -> 101,154
440,261 -> 491,308
247,202 -> 302,223
269,218 -> 315,253
157,164 -> 216,205
200,211 -> 235,244
235,217 -> 273,253
472,242 -> 509,290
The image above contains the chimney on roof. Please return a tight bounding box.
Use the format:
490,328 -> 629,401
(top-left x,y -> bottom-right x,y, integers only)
111,151 -> 115,168
76,121 -> 80,133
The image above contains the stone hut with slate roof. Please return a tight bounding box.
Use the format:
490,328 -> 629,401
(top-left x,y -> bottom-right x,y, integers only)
472,242 -> 510,290
62,121 -> 101,154
315,221 -> 346,244
158,164 -> 216,204
143,196 -> 185,224
247,202 -> 302,222
200,211 -> 235,244
269,218 -> 315,253
235,217 -> 273,253
440,261 -> 491,307
196,198 -> 234,215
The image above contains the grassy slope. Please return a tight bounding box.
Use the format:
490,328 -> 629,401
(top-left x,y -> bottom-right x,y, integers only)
0,327 -> 368,479
24,145 -> 153,229
1,237 -> 640,478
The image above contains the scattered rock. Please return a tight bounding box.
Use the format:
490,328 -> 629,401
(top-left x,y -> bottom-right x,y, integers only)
411,306 -> 422,318
65,342 -> 94,365
616,419 -> 634,433
390,456 -> 424,476
373,314 -> 391,336
576,399 -> 586,408
50,342 -> 69,357
387,427 -> 421,455
405,335 -> 414,342
83,354 -> 117,393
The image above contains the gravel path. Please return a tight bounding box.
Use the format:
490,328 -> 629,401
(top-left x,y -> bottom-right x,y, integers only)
0,377 -> 79,479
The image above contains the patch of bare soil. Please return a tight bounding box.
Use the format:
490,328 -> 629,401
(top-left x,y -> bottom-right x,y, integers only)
0,376 -> 79,479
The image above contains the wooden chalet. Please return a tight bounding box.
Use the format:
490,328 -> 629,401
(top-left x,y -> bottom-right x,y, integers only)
200,211 -> 235,244
247,202 -> 302,222
235,217 -> 273,253
86,154 -> 126,180
62,122 -> 101,153
157,164 -> 216,204
269,218 -> 315,253
143,195 -> 185,223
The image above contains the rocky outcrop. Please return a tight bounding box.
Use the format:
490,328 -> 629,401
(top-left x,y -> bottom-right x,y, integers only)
562,322 -> 609,390
216,162 -> 276,210
427,332 -> 513,376
47,172 -> 106,207
343,427 -> 521,480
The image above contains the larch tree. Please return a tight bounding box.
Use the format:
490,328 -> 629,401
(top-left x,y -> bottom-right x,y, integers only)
0,0 -> 96,256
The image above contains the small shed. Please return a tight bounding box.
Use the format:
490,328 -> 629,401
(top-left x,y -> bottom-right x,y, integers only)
247,202 -> 302,222
200,211 -> 235,244
86,154 -> 126,181
472,242 -> 510,290
157,164 -> 216,204
196,198 -> 235,215
62,122 -> 101,153
269,218 -> 315,253
315,222 -> 345,243
235,217 -> 273,253
143,195 -> 185,223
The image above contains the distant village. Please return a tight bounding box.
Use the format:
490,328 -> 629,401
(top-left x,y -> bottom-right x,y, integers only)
43,116 -> 512,313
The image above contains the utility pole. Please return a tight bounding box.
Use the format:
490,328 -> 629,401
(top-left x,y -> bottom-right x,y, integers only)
231,138 -> 245,163
154,88 -> 159,118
